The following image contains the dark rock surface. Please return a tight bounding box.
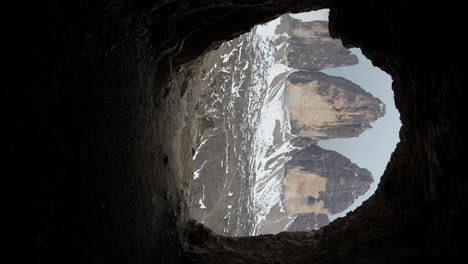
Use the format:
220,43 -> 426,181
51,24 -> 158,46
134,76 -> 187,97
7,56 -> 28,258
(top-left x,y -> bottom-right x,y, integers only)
287,20 -> 358,70
6,0 -> 468,263
287,213 -> 330,231
286,144 -> 373,215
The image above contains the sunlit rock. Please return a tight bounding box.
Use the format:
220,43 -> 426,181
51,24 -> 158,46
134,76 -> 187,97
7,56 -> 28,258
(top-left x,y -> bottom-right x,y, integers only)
286,71 -> 385,140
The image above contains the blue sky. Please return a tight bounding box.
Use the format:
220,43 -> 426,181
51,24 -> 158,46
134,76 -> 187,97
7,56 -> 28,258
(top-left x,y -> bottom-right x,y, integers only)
319,49 -> 401,219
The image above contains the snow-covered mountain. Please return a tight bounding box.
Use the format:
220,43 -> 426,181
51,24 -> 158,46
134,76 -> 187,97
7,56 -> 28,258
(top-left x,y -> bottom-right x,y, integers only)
189,14 -> 384,236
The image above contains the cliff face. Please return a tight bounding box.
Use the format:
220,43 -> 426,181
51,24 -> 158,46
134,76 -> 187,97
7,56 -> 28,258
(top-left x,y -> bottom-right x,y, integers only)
190,14 -> 383,237
287,213 -> 330,231
286,71 -> 385,140
285,144 -> 373,216
287,20 -> 358,70
189,33 -> 256,236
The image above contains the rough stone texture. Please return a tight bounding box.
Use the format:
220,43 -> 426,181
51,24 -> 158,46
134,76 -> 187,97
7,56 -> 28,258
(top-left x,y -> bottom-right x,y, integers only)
7,0 -> 468,263
287,213 -> 330,232
188,31 -> 260,237
285,144 -> 373,215
286,71 -> 385,140
287,20 -> 358,70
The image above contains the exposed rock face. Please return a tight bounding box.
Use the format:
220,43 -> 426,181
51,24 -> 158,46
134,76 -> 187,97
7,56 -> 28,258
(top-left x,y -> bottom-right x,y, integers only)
189,20 -> 287,236
9,0 -> 468,263
287,213 -> 330,231
287,20 -> 358,70
286,71 -> 385,140
190,15 -> 382,237
285,144 -> 373,215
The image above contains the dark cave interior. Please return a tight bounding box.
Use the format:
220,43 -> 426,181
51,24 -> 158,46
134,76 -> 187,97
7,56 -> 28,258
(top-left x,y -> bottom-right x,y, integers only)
6,0 -> 468,263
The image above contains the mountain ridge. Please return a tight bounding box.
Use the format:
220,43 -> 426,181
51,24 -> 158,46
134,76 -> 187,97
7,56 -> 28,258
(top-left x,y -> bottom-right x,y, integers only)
190,14 -> 384,236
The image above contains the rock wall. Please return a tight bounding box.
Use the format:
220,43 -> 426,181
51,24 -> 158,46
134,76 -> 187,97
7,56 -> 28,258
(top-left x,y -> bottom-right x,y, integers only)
286,71 -> 385,140
287,20 -> 358,70
185,1 -> 468,263
285,144 -> 373,215
7,0 -> 468,263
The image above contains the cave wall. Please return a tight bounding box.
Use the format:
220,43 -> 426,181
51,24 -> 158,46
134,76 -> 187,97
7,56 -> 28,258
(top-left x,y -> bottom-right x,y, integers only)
7,1 -> 195,262
6,0 -> 467,263
329,1 -> 468,255
186,3 -> 468,262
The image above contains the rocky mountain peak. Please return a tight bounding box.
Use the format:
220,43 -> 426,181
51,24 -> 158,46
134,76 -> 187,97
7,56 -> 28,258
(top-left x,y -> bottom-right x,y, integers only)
287,71 -> 385,140
189,14 -> 385,236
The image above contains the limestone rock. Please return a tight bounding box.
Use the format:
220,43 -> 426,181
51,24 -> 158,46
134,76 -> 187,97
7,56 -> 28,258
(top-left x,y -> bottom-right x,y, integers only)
286,71 -> 385,140
287,19 -> 358,70
285,144 -> 373,215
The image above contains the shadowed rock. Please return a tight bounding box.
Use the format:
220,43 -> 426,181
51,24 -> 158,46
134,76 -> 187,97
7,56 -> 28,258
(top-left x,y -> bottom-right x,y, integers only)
287,213 -> 330,231
285,144 -> 373,215
287,18 -> 358,70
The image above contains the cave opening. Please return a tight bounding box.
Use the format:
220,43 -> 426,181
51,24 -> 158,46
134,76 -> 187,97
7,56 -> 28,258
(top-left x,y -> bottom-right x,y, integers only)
188,9 -> 400,237
8,0 -> 467,262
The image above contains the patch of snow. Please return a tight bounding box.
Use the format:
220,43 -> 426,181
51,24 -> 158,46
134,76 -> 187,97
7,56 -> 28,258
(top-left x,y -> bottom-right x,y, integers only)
289,9 -> 330,22
255,16 -> 281,38
267,64 -> 290,87
193,161 -> 207,179
221,48 -> 238,63
193,136 -> 211,160
243,61 -> 250,70
199,185 -> 207,209
241,16 -> 303,235
199,199 -> 207,209
283,215 -> 297,231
